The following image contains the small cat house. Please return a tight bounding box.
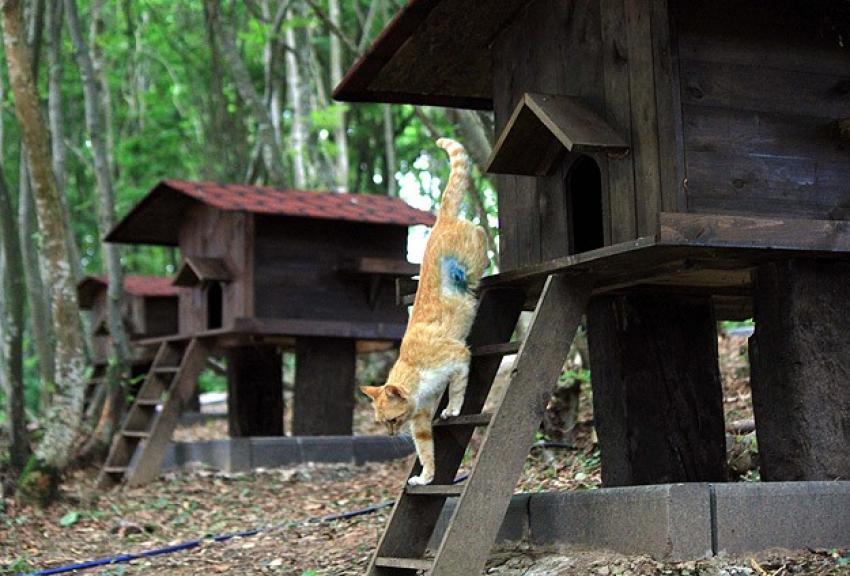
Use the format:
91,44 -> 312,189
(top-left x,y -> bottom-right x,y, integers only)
77,274 -> 179,366
106,180 -> 434,437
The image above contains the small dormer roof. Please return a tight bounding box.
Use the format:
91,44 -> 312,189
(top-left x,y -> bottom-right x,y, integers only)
487,93 -> 629,176
172,257 -> 232,288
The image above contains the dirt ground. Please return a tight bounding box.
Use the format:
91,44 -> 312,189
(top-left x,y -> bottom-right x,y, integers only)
3,333 -> 848,575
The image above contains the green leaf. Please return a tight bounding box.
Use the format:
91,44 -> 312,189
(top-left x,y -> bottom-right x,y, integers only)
59,511 -> 81,527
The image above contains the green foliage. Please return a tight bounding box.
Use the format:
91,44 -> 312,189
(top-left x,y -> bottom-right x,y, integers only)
198,367 -> 227,394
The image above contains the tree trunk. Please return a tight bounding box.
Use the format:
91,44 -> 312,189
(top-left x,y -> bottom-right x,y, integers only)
383,105 -> 397,196
227,345 -> 284,437
20,168 -> 57,411
292,337 -> 356,436
329,0 -> 348,192
2,0 -> 88,499
587,295 -> 728,486
65,0 -> 133,455
0,157 -> 30,473
204,0 -> 286,186
285,2 -> 308,188
749,260 -> 850,481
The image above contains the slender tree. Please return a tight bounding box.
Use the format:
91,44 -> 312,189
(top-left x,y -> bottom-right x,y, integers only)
328,0 -> 348,192
1,0 -> 88,503
0,145 -> 29,474
285,2 -> 309,188
64,0 -> 133,456
204,0 -> 286,186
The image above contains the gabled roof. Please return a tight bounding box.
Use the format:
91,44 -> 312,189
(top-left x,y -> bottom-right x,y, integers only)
333,0 -> 531,110
488,93 -> 629,176
106,180 -> 436,246
78,275 -> 180,309
173,257 -> 232,287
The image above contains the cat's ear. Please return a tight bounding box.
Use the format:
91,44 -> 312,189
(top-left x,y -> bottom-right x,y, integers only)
385,385 -> 407,400
360,386 -> 382,400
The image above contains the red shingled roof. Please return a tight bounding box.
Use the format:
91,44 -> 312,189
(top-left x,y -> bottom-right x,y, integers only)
105,180 -> 436,246
78,275 -> 180,309
165,180 -> 435,225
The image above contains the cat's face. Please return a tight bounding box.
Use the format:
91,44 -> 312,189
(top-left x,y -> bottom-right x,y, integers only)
360,384 -> 413,436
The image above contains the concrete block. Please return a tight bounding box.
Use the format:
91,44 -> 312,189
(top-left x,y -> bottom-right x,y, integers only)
250,437 -> 302,468
428,494 -> 530,550
298,436 -> 355,463
528,484 -> 713,561
353,435 -> 415,464
714,481 -> 850,554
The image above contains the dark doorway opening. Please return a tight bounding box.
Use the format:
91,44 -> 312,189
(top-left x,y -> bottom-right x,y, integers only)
207,282 -> 223,329
566,155 -> 604,254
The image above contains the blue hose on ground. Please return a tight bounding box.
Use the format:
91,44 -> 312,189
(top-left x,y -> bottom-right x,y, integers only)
17,473 -> 473,576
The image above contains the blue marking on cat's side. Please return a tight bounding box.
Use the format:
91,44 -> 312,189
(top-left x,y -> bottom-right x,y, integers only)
440,256 -> 468,295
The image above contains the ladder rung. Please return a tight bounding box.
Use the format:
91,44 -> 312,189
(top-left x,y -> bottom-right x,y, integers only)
405,484 -> 463,497
135,398 -> 160,407
154,367 -> 180,375
103,466 -> 127,474
122,430 -> 150,439
373,557 -> 432,571
472,341 -> 521,357
433,413 -> 492,427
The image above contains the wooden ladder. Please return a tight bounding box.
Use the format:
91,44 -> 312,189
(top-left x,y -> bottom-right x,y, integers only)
368,273 -> 591,575
98,337 -> 212,488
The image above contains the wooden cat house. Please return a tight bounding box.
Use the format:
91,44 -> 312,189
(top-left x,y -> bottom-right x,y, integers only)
334,0 -> 850,573
77,275 -> 179,393
98,180 -> 433,486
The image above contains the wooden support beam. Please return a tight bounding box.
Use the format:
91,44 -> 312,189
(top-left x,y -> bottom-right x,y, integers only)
749,260 -> 850,481
226,345 -> 284,437
587,294 -> 728,486
292,337 -> 356,436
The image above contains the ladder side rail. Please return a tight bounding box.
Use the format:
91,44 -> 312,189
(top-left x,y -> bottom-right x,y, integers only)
369,288 -> 526,571
430,274 -> 592,576
126,339 -> 211,486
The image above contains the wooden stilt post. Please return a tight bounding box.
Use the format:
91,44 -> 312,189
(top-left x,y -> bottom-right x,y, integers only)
587,294 -> 728,486
292,337 -> 356,436
750,260 -> 850,481
226,345 -> 284,437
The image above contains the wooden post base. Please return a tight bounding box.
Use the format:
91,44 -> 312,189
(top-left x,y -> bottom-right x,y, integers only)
226,345 -> 283,437
587,295 -> 728,486
750,260 -> 850,481
292,337 -> 356,436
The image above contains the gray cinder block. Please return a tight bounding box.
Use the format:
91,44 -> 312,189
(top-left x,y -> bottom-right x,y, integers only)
353,435 -> 415,464
298,436 -> 355,463
714,481 -> 850,554
429,494 -> 530,550
528,484 -> 713,561
250,437 -> 302,468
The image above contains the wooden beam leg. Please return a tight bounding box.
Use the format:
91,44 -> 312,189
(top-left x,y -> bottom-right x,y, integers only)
750,260 -> 850,481
587,294 -> 728,486
292,337 -> 356,436
227,345 -> 284,437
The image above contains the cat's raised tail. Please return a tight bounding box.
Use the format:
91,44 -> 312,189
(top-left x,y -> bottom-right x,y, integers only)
436,138 -> 470,219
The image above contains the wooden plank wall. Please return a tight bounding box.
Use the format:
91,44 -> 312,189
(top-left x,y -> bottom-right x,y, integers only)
252,216 -> 410,325
675,0 -> 850,220
492,0 -> 604,270
177,204 -> 252,334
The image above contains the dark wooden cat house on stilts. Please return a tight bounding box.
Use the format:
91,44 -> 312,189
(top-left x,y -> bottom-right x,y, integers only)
335,0 -> 850,573
98,180 -> 433,487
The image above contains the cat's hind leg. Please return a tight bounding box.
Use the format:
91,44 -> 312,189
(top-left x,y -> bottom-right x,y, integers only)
440,362 -> 469,420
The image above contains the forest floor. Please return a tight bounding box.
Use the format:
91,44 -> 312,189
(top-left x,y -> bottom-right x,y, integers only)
3,333 -> 848,575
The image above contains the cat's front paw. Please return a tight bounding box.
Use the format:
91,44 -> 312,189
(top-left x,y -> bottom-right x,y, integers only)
440,407 -> 460,420
408,474 -> 434,486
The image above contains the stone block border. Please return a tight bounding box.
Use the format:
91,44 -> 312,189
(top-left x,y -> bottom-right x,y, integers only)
431,482 -> 850,561
162,435 -> 415,472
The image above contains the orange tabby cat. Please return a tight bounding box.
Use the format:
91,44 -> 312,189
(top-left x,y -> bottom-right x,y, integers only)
361,138 -> 488,486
